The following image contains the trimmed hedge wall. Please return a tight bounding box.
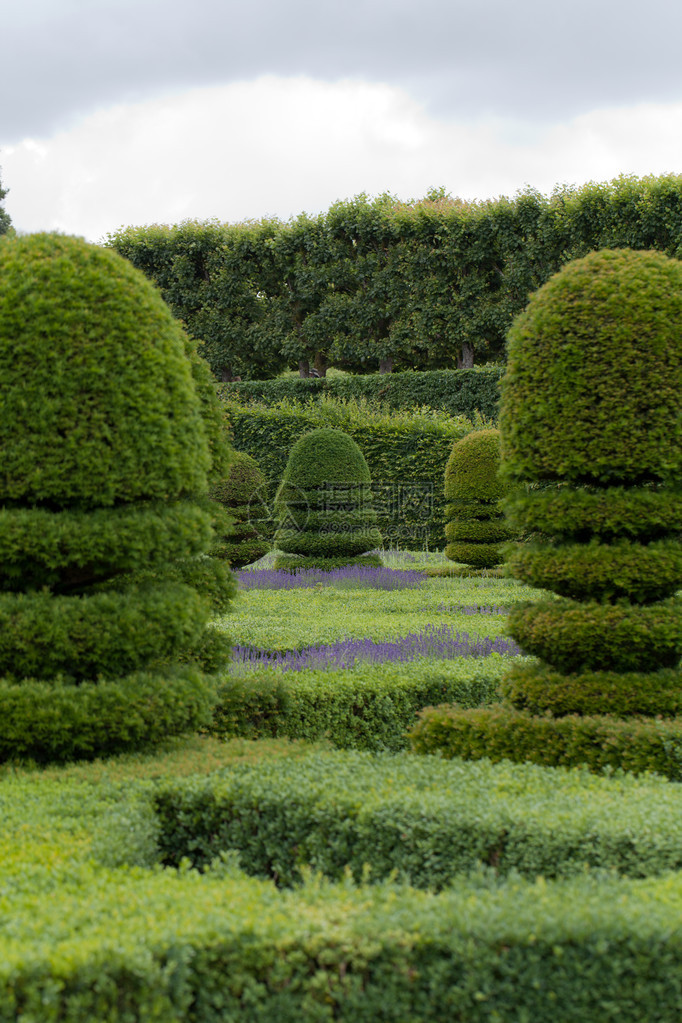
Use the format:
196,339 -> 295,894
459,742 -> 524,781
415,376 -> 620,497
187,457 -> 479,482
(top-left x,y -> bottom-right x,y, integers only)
222,366 -> 504,420
209,658 -> 504,750
409,703 -> 682,779
154,749 -> 682,886
10,863 -> 682,1021
222,398 -> 472,549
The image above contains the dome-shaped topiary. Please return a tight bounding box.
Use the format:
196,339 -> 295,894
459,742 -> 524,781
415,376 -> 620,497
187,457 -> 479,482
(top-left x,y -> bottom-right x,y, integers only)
0,232 -> 212,507
500,249 -> 682,690
415,248 -> 682,776
0,232 -> 235,762
209,452 -> 272,568
444,429 -> 514,570
274,428 -> 382,570
500,247 -> 682,488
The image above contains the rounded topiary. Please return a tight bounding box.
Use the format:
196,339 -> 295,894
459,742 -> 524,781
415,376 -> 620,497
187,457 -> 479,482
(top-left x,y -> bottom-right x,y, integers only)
415,248 -> 682,776
444,429 -> 514,570
500,249 -> 682,690
0,232 -> 212,507
209,452 -> 272,568
500,247 -> 682,487
0,232 -> 235,761
274,428 -> 382,570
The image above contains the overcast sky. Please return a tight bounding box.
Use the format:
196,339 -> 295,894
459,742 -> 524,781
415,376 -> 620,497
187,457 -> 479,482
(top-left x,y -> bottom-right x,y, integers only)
3,0 -> 682,242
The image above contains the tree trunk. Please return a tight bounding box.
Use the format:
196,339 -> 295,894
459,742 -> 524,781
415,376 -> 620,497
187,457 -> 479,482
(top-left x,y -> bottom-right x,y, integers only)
298,360 -> 310,378
313,351 -> 327,378
457,343 -> 475,369
379,357 -> 394,374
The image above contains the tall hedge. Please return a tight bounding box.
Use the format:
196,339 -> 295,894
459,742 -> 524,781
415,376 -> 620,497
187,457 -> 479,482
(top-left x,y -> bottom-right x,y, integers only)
0,232 -> 235,762
412,248 -> 682,774
444,429 -> 514,569
108,174 -> 682,378
274,428 -> 382,569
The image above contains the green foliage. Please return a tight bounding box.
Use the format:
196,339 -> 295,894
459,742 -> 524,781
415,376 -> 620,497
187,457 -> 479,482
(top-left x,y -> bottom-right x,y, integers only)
509,539 -> 682,603
500,248 -> 682,487
0,583 -> 208,682
0,232 -> 233,760
410,703 -> 682,779
501,661 -> 682,717
486,247 -> 682,774
503,483 -> 682,541
209,451 -> 271,568
0,501 -> 214,592
0,233 -> 211,507
109,175 -> 682,384
0,668 -> 215,763
224,366 -> 504,420
154,749 -> 682,885
223,573 -> 525,653
210,657 -> 503,750
7,727 -> 682,1018
224,395 -> 473,549
0,167 -> 11,236
274,428 -> 382,562
444,429 -> 514,567
508,598 -> 682,673
108,219 -> 288,381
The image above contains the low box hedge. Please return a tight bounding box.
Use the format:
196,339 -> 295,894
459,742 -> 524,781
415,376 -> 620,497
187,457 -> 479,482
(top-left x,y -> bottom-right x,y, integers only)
409,702 -> 682,779
209,657 -> 504,751
221,366 -> 504,421
153,748 -> 682,887
7,866 -> 682,1021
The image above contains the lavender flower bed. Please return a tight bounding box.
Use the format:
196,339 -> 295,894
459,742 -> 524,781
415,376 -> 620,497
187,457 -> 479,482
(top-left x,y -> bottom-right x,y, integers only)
236,565 -> 427,591
231,624 -> 521,673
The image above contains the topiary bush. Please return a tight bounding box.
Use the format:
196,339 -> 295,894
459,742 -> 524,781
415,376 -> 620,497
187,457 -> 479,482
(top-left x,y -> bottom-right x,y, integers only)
444,428 -> 514,570
209,452 -> 272,568
0,232 -> 236,762
413,248 -> 682,774
273,428 -> 382,571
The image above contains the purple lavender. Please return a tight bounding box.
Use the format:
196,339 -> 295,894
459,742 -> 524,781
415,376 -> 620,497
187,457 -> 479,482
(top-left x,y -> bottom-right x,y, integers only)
231,624 -> 521,673
236,564 -> 427,591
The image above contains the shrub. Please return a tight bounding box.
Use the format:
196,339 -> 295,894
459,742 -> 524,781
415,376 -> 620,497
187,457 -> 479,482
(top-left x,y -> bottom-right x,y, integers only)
416,249 -> 682,772
209,451 -> 271,567
444,429 -> 514,569
274,428 -> 382,570
154,749 -> 682,884
0,232 -> 234,761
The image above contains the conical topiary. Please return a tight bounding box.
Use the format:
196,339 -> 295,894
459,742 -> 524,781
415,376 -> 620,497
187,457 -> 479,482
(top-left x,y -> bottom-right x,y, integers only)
411,248 -> 682,777
274,428 -> 382,570
0,231 -> 235,763
209,452 -> 272,568
444,429 -> 514,570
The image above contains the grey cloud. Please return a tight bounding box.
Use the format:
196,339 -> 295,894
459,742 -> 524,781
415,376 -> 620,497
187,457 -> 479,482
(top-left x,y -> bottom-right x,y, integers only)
4,0 -> 682,142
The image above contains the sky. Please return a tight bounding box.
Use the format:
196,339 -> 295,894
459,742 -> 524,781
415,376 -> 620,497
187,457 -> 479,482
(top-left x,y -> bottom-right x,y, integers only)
2,0 -> 682,242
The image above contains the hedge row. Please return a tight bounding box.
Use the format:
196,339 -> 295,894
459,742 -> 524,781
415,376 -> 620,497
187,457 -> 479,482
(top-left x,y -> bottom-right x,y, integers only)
222,397 -> 472,549
222,366 -> 504,420
154,748 -> 682,886
9,863 -> 682,1021
209,657 -> 503,751
409,702 -> 682,779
